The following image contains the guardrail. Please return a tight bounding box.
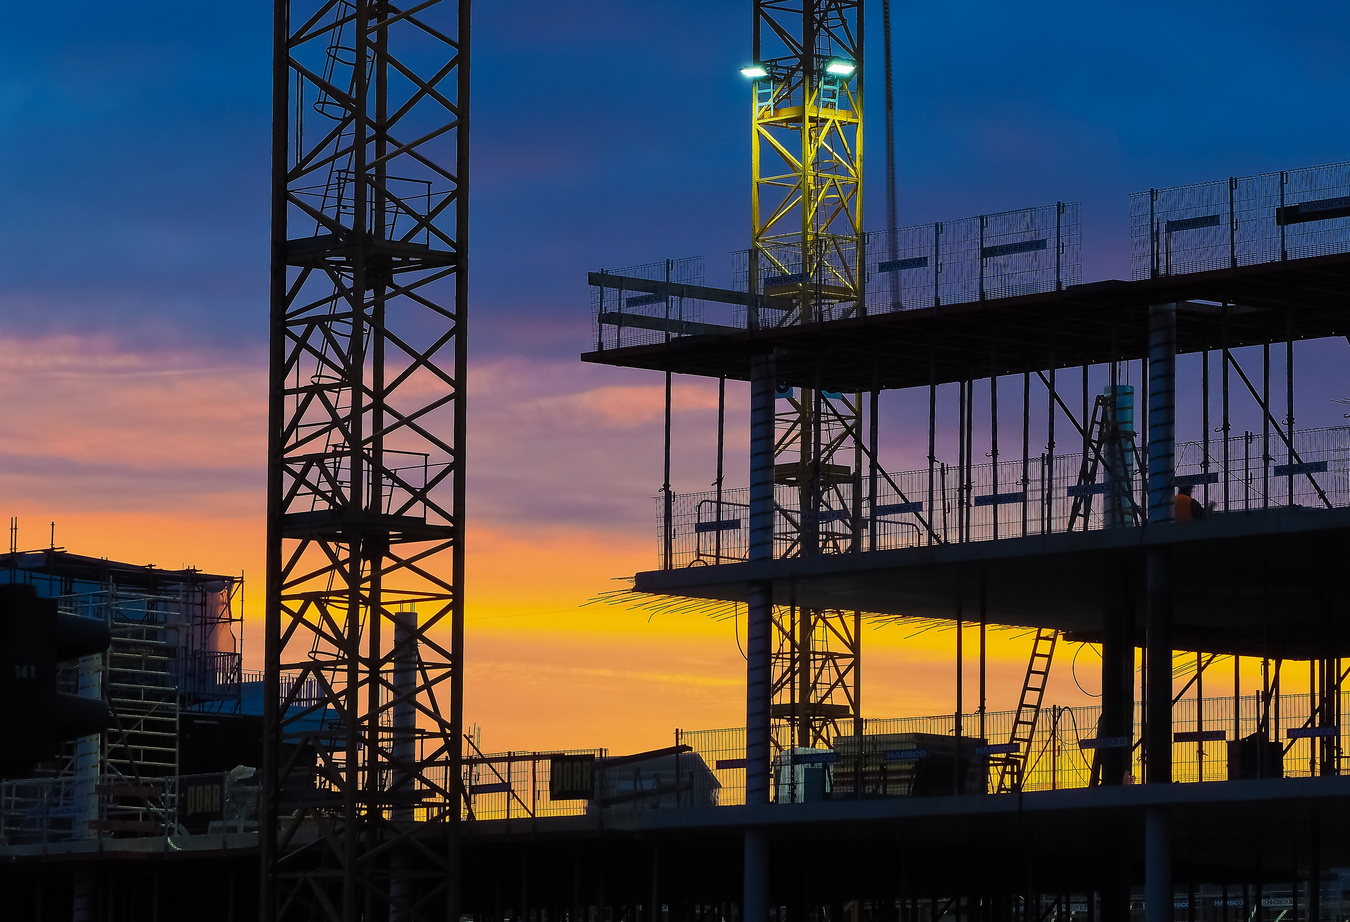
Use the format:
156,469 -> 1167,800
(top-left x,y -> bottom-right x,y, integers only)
449,688 -> 1346,820
590,205 -> 1081,349
1131,160 -> 1350,279
659,425 -> 1350,568
0,771 -> 257,847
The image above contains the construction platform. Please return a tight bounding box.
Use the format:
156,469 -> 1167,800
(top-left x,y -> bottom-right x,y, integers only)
632,506 -> 1350,658
587,247 -> 1350,662
456,776 -> 1350,918
582,252 -> 1350,392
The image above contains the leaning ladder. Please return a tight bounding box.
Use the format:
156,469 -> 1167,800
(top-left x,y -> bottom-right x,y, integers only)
993,627 -> 1059,793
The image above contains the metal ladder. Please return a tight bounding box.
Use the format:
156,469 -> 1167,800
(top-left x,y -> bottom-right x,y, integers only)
992,627 -> 1059,793
1066,394 -> 1141,531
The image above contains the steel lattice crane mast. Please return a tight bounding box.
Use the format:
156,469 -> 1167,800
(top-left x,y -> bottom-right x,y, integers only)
261,1 -> 469,920
745,1 -> 865,754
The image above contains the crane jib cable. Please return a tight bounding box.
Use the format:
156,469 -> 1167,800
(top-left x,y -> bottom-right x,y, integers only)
882,0 -> 899,311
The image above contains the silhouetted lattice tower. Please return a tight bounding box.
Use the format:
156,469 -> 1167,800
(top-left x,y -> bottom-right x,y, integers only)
261,1 -> 469,919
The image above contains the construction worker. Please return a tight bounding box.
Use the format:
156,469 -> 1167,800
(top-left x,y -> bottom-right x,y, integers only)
1174,483 -> 1205,521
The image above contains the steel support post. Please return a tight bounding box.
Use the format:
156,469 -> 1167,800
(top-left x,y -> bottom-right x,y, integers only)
663,371 -> 673,568
1146,545 -> 1173,784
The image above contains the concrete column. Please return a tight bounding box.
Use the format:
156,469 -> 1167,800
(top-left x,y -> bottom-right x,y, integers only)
1145,808 -> 1173,922
390,605 -> 417,922
73,868 -> 98,922
1099,599 -> 1134,785
745,352 -> 776,922
1143,304 -> 1175,922
749,352 -> 776,563
1145,302 -> 1174,784
1145,547 -> 1173,784
73,653 -> 102,839
744,829 -> 768,922
1102,385 -> 1136,528
1147,303 -> 1176,525
746,352 -> 776,805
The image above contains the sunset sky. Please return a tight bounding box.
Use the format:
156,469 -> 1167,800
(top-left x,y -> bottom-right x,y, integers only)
2,1 -> 1350,754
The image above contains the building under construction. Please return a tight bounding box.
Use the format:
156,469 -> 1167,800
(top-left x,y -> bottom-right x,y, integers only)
478,0 -> 1350,921
7,0 -> 1350,921
0,546 -> 248,841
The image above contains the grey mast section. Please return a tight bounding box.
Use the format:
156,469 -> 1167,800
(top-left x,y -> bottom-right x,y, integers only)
744,353 -> 776,809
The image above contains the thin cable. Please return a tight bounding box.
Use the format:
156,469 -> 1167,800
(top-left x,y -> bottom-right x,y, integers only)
882,0 -> 899,310
1071,642 -> 1102,699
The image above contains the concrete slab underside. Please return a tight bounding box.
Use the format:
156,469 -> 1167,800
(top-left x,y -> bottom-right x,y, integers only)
460,776 -> 1350,896
581,253 -> 1350,393
633,507 -> 1350,658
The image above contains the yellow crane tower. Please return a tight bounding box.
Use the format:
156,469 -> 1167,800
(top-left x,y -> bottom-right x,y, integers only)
742,1 -> 865,755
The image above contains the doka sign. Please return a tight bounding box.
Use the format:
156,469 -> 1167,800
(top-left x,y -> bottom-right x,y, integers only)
549,754 -> 595,800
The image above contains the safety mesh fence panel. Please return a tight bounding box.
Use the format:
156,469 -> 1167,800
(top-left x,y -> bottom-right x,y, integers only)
865,203 -> 1081,312
661,426 -> 1350,568
0,772 -> 250,846
459,748 -> 608,821
10,691 -> 1337,840
1131,161 -> 1350,279
674,690 -> 1348,809
729,235 -> 862,327
590,257 -> 707,350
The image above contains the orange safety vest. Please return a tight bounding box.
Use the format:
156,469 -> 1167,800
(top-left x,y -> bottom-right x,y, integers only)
1174,492 -> 1193,522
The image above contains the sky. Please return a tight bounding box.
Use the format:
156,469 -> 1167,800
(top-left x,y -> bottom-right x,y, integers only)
2,0 -> 1350,755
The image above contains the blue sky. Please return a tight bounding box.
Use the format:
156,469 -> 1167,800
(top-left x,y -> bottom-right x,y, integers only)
3,0 -> 1350,750
4,1 -> 1350,361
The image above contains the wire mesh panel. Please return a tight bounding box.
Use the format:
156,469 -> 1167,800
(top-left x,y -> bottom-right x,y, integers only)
659,426 -> 1350,566
673,686 -> 1350,808
590,257 -> 708,350
593,206 -> 1080,339
729,237 -> 863,326
679,727 -> 747,806
459,749 -> 607,820
865,203 -> 1081,312
1131,161 -> 1350,279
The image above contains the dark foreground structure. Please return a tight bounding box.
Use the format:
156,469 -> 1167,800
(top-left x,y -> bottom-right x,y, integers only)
569,161 -> 1350,922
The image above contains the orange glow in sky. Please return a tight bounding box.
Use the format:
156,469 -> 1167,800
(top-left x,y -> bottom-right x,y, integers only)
0,333 -> 1170,757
